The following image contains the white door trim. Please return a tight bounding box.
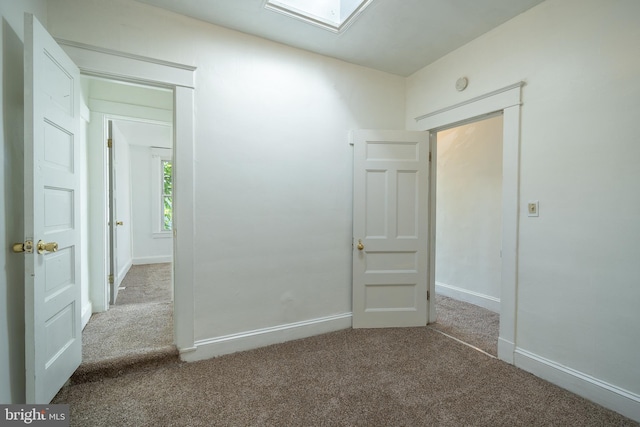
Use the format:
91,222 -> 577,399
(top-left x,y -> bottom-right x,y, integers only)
415,82 -> 524,364
54,39 -> 195,88
57,40 -> 196,353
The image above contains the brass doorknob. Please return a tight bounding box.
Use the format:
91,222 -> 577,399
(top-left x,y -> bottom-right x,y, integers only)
37,240 -> 58,254
12,240 -> 34,254
116,221 -> 124,226
357,239 -> 364,251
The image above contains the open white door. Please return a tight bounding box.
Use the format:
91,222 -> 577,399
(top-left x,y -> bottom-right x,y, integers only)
22,13 -> 82,403
107,120 -> 119,305
352,130 -> 429,328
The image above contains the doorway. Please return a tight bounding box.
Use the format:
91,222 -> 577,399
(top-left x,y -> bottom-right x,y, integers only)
79,77 -> 176,374
83,76 -> 175,309
418,82 -> 523,363
429,114 -> 503,356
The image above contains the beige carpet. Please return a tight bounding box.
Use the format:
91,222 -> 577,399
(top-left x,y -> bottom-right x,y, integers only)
59,277 -> 635,425
72,263 -> 177,383
430,294 -> 499,357
116,263 -> 173,305
53,327 -> 637,426
72,302 -> 178,383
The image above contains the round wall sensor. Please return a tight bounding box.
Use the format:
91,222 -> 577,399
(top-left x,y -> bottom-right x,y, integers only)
456,77 -> 468,92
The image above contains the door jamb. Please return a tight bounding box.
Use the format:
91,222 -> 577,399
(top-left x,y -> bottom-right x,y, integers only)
415,82 -> 523,364
56,39 -> 197,354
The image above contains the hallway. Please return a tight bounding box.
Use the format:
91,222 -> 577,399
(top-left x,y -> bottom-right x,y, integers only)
71,264 -> 177,383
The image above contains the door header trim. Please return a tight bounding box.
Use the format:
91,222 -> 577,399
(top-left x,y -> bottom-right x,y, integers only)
55,38 -> 196,89
414,81 -> 525,126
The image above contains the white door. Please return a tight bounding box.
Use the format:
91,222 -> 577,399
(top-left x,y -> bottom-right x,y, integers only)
352,130 -> 430,328
23,13 -> 82,403
107,120 -> 119,304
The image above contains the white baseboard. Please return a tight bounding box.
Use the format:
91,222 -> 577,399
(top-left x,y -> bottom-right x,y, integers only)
81,301 -> 93,330
132,256 -> 172,265
181,313 -> 352,362
514,348 -> 640,422
436,282 -> 500,313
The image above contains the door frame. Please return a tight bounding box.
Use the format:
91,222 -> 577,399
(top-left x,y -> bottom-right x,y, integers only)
415,82 -> 523,363
102,112 -> 174,308
56,39 -> 197,353
107,119 -> 120,306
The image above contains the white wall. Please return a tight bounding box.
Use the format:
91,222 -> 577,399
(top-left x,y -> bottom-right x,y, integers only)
406,0 -> 640,416
435,115 -> 502,311
0,0 -> 48,404
47,0 -> 406,353
130,144 -> 173,264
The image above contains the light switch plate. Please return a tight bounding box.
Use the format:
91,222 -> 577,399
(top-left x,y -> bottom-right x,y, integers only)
527,201 -> 539,217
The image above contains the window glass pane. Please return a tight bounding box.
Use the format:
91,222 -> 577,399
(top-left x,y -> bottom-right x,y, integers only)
163,160 -> 172,196
162,160 -> 173,230
163,196 -> 172,231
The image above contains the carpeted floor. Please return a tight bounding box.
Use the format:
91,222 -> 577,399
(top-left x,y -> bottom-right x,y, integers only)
116,263 -> 173,305
72,301 -> 177,383
72,263 -> 177,383
53,327 -> 637,426
82,302 -> 174,364
59,276 -> 636,425
430,295 -> 499,357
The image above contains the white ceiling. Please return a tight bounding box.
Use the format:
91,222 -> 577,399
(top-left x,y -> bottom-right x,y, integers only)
82,77 -> 173,149
135,0 -> 545,76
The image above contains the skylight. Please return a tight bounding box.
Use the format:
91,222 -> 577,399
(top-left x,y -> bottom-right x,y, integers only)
264,0 -> 373,33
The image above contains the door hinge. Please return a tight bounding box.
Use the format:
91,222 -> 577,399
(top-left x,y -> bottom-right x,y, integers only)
427,290 -> 430,301
107,138 -> 112,148
429,152 -> 432,162
108,274 -> 114,284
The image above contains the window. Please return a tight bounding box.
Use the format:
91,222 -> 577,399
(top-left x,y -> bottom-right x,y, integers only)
162,160 -> 173,231
152,147 -> 173,238
264,0 -> 373,33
